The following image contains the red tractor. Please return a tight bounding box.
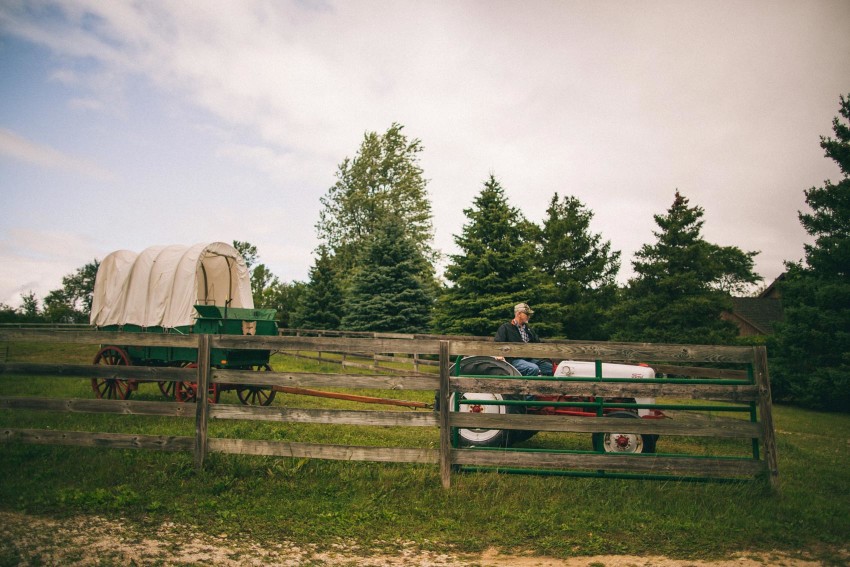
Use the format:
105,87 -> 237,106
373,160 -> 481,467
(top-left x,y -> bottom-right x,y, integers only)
449,356 -> 665,453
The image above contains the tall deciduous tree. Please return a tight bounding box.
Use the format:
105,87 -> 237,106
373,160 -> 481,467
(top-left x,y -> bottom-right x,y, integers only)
771,94 -> 850,411
611,191 -> 760,344
432,175 -> 550,336
340,222 -> 432,333
316,123 -> 436,285
534,193 -> 620,340
291,247 -> 344,330
44,259 -> 100,323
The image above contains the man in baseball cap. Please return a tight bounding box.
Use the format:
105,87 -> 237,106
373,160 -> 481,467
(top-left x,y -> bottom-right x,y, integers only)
494,303 -> 553,376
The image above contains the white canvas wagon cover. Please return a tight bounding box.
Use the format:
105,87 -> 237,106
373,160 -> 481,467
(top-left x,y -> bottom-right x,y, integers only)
90,242 -> 253,328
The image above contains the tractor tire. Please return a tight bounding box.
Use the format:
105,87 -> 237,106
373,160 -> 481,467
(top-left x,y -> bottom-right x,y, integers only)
592,410 -> 658,454
442,356 -> 537,448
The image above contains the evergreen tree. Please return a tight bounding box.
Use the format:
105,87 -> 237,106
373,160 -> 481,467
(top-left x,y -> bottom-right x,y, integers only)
316,123 -> 436,287
534,193 -> 620,340
291,247 -> 344,330
771,94 -> 850,411
432,175 -> 550,336
611,191 -> 760,344
341,222 -> 432,333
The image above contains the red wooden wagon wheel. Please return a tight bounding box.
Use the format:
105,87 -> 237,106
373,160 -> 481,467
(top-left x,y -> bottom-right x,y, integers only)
91,346 -> 135,400
158,361 -> 193,399
236,364 -> 277,406
175,363 -> 220,404
158,377 -> 176,399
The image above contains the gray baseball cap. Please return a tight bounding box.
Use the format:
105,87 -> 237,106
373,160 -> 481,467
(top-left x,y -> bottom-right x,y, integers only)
514,303 -> 534,315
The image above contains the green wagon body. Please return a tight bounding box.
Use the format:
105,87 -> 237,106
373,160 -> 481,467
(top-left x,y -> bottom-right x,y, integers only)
99,306 -> 277,368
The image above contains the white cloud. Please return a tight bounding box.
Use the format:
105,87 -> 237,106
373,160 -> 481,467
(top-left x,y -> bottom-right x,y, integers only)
0,128 -> 115,181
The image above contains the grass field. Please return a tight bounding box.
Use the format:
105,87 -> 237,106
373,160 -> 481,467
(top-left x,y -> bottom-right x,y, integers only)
1,341 -> 849,565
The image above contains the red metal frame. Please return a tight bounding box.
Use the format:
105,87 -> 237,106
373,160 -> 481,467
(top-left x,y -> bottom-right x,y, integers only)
525,395 -> 666,419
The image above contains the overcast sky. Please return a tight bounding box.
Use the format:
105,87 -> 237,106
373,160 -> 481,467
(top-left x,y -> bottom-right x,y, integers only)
1,0 -> 849,309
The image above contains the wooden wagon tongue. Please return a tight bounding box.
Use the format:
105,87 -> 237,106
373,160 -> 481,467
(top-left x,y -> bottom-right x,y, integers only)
273,386 -> 431,409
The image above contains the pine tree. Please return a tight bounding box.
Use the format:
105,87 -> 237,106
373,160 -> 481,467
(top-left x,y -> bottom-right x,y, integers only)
611,191 -> 760,344
340,223 -> 432,333
432,175 -> 549,336
534,193 -> 620,340
771,94 -> 850,411
292,247 -> 343,330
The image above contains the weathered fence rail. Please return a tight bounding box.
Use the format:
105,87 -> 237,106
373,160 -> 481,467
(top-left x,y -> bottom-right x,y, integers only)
0,329 -> 778,489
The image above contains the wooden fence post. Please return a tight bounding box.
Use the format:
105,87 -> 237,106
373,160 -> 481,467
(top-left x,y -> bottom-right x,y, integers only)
439,340 -> 451,489
754,346 -> 779,489
194,333 -> 211,470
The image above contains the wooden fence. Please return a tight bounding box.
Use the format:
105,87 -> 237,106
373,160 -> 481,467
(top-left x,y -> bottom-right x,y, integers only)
0,329 -> 778,489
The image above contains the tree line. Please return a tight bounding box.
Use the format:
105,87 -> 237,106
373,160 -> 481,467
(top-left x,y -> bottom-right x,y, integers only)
4,97 -> 848,412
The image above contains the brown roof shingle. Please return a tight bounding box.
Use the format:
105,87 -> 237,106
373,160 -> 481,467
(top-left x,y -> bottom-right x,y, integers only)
729,297 -> 785,334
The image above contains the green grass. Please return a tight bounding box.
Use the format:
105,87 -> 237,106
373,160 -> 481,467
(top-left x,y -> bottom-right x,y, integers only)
1,341 -> 849,563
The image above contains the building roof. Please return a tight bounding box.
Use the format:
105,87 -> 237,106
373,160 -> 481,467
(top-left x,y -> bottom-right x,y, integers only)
759,273 -> 786,300
728,297 -> 785,335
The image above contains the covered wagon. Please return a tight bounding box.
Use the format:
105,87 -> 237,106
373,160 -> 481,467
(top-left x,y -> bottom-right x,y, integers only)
90,242 -> 278,405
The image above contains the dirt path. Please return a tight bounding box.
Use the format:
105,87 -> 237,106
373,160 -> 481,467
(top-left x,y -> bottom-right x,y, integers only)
0,511 -> 838,566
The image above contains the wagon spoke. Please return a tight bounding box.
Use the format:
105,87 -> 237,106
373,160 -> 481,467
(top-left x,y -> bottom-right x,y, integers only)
91,346 -> 133,401
236,364 -> 276,406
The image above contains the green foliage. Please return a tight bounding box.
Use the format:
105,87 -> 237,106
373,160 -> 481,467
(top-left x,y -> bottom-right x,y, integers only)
316,123 -> 437,286
43,259 -> 100,323
232,240 -> 274,309
0,302 -> 21,323
260,280 -> 306,328
232,240 -> 259,270
533,193 -> 621,340
340,222 -> 433,333
0,292 -> 44,323
611,192 -> 760,344
801,97 -> 850,279
432,175 -> 548,336
20,291 -> 40,319
771,94 -> 850,412
231,240 -> 303,323
291,247 -> 343,330
249,263 -> 273,304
